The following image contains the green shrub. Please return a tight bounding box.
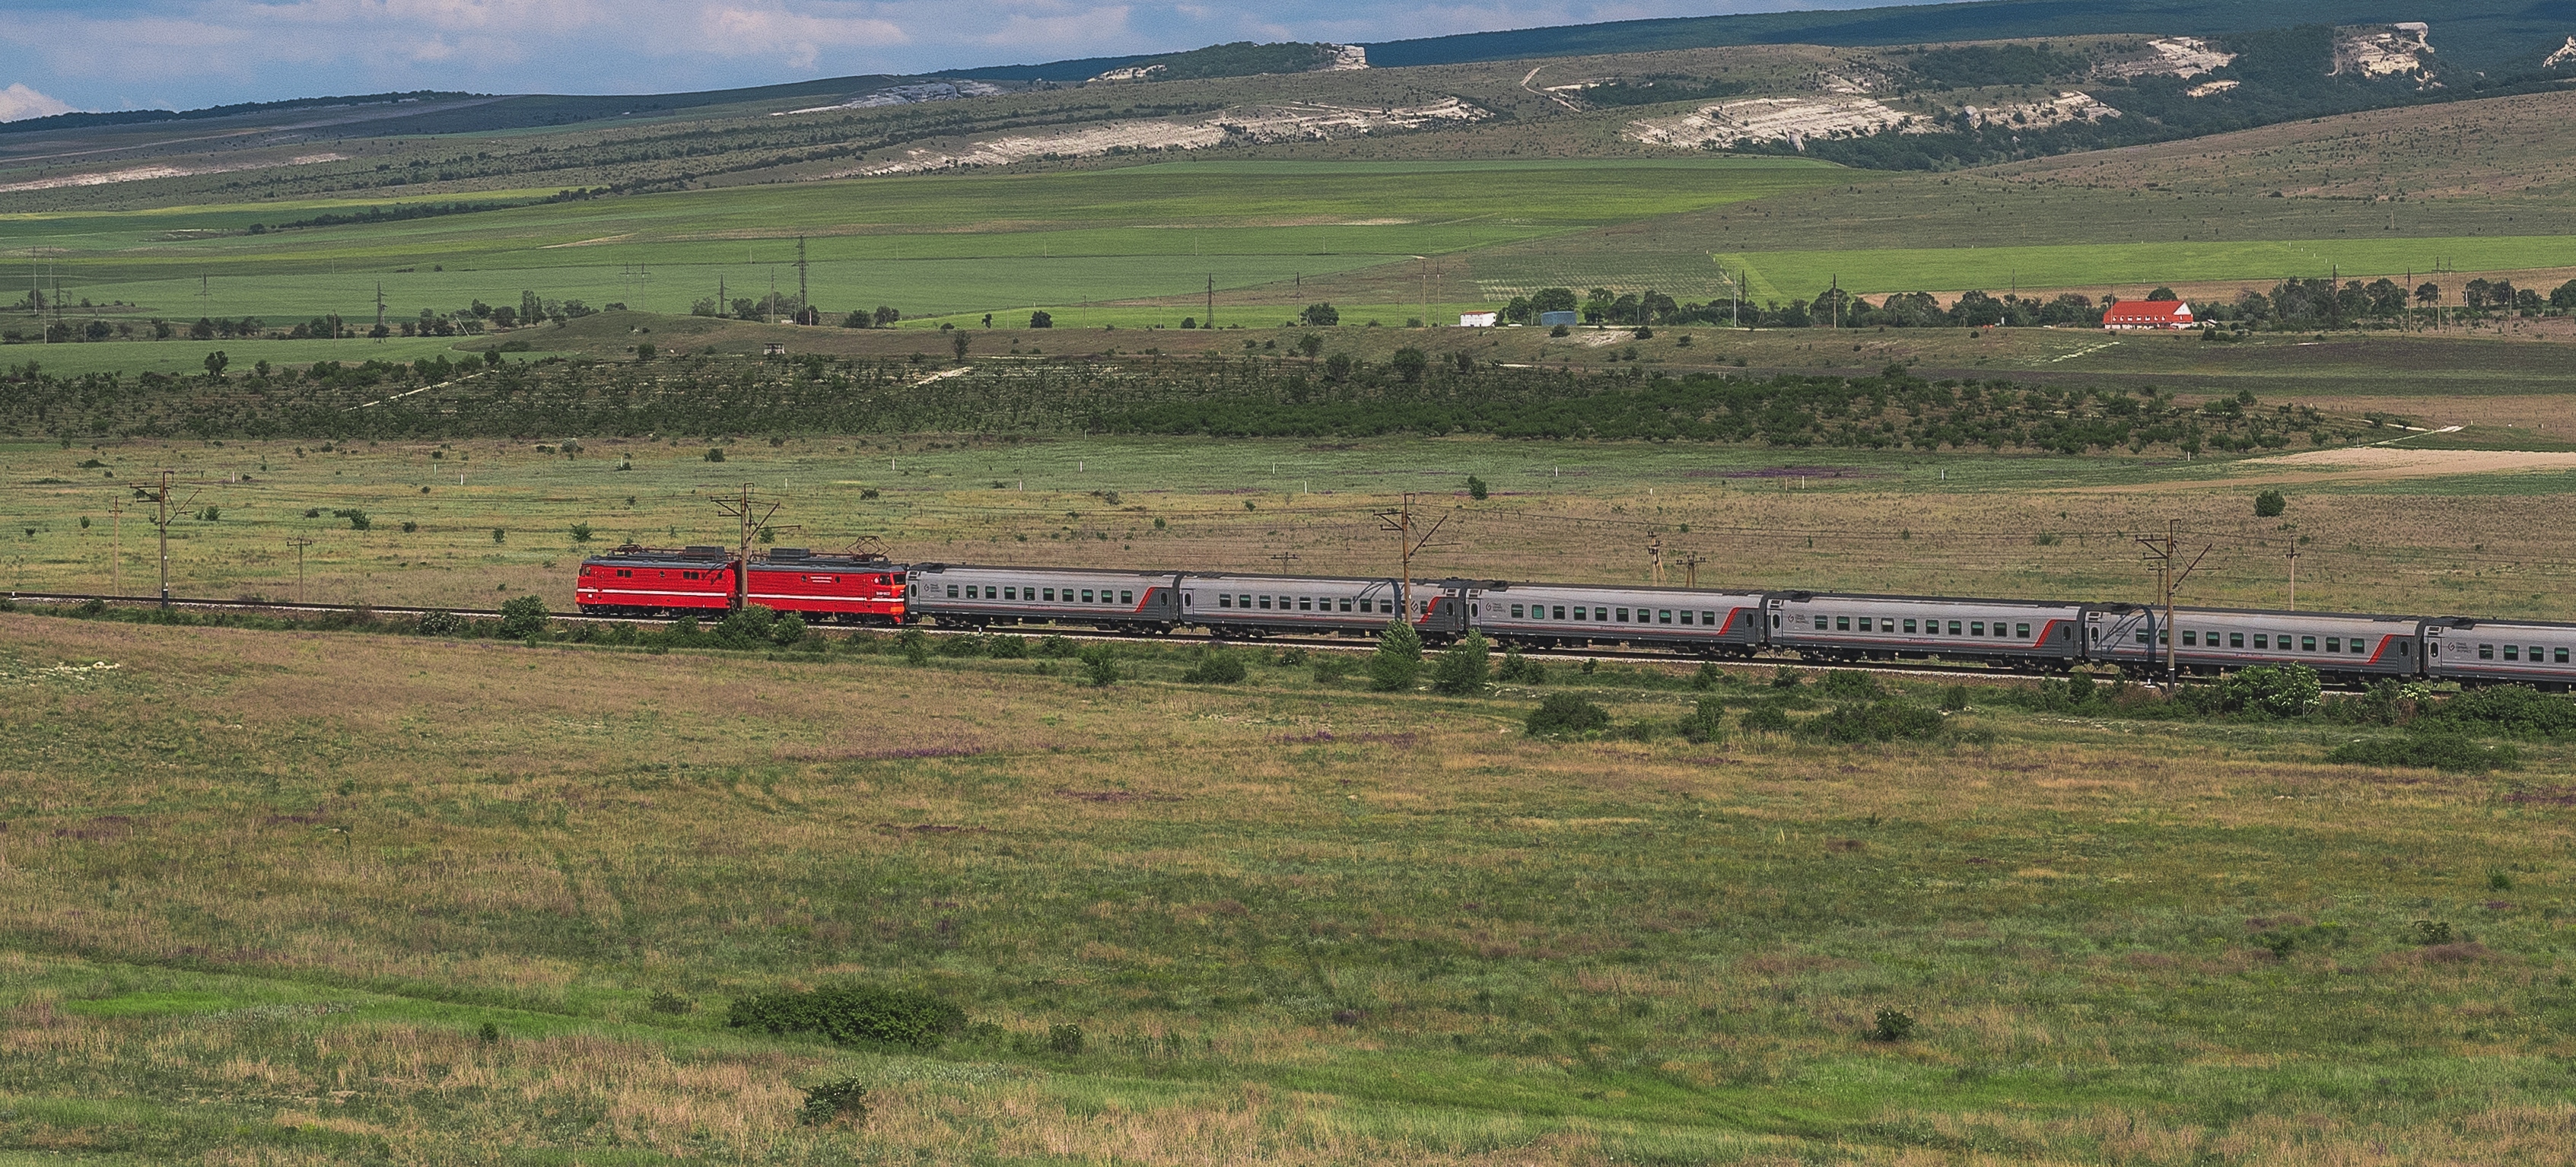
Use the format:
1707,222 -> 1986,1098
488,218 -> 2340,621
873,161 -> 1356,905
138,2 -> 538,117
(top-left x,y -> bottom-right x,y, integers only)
727,984 -> 966,1049
1681,696 -> 1728,745
2326,732 -> 2520,772
1466,475 -> 1488,500
705,447 -> 726,463
1939,685 -> 1970,712
417,610 -> 466,637
1312,655 -> 1353,684
1497,647 -> 1546,684
936,631 -> 988,657
1525,692 -> 1611,738
1430,631 -> 1490,695
478,1022 -> 500,1043
1801,700 -> 1946,743
1690,662 -> 1728,690
798,1078 -> 868,1127
497,595 -> 551,639
2410,920 -> 2454,946
2255,489 -> 2286,517
570,523 -> 593,543
1771,666 -> 1805,688
896,628 -> 930,665
1818,669 -> 1881,701
769,612 -> 808,647
2416,685 -> 2576,739
1369,619 -> 1423,692
2218,663 -> 2320,720
1080,646 -> 1120,687
1048,1023 -> 1085,1054
1872,1009 -> 1916,1042
1740,704 -> 1793,733
647,990 -> 694,1015
987,635 -> 1029,659
1036,634 -> 1074,658
1181,649 -> 1248,684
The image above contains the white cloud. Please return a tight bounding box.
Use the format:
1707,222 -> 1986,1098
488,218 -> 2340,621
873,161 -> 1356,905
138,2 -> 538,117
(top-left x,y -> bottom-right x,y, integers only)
0,83 -> 76,122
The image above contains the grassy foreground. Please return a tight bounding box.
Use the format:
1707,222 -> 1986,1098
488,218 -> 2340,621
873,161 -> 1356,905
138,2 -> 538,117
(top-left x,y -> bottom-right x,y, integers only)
1,610 -> 2572,1163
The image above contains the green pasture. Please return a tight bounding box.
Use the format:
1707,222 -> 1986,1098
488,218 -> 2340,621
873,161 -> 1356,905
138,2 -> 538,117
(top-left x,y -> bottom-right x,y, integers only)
0,335 -> 530,378
1720,235 -> 2576,300
0,157 -> 1846,324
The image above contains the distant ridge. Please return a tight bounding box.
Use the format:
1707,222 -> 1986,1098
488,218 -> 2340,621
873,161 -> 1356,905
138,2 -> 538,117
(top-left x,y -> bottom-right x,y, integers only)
1362,0 -> 2572,73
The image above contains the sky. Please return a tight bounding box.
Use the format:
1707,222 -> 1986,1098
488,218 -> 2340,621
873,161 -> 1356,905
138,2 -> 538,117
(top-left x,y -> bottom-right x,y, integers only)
0,0 -> 1920,117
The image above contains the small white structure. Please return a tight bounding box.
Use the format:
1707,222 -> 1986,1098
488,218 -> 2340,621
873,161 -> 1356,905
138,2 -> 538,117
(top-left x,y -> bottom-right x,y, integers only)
1459,311 -> 1498,327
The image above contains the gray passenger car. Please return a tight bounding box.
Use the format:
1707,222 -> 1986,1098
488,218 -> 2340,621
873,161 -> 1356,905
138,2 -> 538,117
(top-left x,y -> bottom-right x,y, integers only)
907,564 -> 1184,631
1766,591 -> 2085,666
2083,605 -> 2424,679
2424,618 -> 2576,688
1176,574 -> 1471,641
1475,583 -> 1765,656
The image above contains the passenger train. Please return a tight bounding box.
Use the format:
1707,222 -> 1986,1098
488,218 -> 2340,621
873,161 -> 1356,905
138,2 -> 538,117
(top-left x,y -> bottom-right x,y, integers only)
573,545 -> 2576,688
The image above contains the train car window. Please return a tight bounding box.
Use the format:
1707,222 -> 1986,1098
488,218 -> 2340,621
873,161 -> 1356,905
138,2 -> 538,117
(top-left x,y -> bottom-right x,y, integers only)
618,569 -> 633,578
1836,616 -> 1850,631
1298,597 -> 1312,611
2479,644 -> 2494,660
2181,631 -> 2196,647
1617,608 -> 1630,622
2351,640 -> 2365,654
1948,621 -> 1964,635
1003,587 -> 1016,600
1970,622 -> 1985,636
1219,595 -> 1232,608
2504,646 -> 2520,661
2136,630 -> 2151,644
1702,611 -> 1718,625
1121,590 -> 1134,605
1257,596 -> 1271,609
2250,634 -> 2266,648
1510,604 -> 1524,618
2559,647 -> 2571,663
2324,637 -> 2339,652
1771,614 -> 1783,629
1340,599 -> 1353,612
2532,645 -> 2546,661
2230,633 -> 2244,648
941,585 -> 956,597
1570,607 -> 1584,620
1852,617 -> 1866,631
1042,589 -> 1054,601
1554,606 -> 1566,620
1659,610 -> 1673,625
1679,612 -> 1693,625
1903,619 -> 1917,633
2301,636 -> 2317,652
2017,623 -> 2031,638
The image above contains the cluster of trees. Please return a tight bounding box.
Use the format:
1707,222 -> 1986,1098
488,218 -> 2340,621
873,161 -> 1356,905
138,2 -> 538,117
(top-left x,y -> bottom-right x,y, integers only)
1494,285 -> 2106,329
2195,277 -> 2576,328
0,290 -> 605,347
0,345 -> 2361,459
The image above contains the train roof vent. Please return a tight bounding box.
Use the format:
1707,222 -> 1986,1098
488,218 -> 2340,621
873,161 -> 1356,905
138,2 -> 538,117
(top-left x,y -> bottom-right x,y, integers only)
681,545 -> 727,559
767,547 -> 810,559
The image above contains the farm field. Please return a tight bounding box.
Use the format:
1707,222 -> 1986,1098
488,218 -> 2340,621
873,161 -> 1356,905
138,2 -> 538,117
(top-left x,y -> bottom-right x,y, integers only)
0,158 -> 1846,327
10,425 -> 2576,622
4,596 -> 2576,1163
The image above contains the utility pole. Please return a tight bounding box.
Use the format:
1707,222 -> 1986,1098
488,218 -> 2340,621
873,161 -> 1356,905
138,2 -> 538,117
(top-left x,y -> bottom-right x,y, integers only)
2287,548 -> 2300,612
1373,492 -> 1455,623
1207,274 -> 1215,330
796,236 -> 809,323
711,484 -> 784,611
1649,534 -> 1665,585
288,536 -> 314,603
374,281 -> 386,339
1269,550 -> 1299,573
1679,551 -> 1705,589
109,498 -> 121,595
149,469 -> 199,609
2134,519 -> 2210,682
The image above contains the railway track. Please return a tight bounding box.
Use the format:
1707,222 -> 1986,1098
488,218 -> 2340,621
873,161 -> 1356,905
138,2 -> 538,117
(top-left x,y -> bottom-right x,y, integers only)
0,589 -> 2192,687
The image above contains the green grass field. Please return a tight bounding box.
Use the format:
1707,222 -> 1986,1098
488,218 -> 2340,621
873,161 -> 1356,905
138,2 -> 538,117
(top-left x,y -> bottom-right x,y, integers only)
1722,237 -> 2576,300
0,158 -> 1846,326
2,594 -> 2574,1164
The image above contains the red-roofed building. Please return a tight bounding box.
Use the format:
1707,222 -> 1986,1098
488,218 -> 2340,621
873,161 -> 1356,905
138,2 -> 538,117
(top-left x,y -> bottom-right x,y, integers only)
2102,299 -> 2194,330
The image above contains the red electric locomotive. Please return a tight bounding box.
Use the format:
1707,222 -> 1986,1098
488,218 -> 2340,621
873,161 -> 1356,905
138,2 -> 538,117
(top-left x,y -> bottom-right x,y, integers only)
746,548 -> 906,624
576,545 -> 736,615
